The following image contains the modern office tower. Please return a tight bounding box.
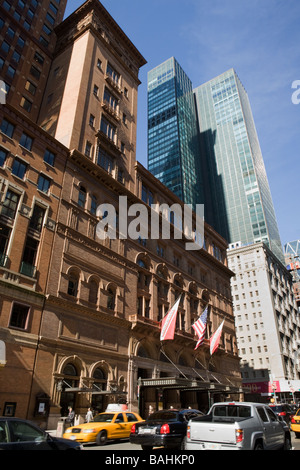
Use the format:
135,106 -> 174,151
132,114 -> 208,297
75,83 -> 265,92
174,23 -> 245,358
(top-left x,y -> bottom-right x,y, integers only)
147,57 -> 203,211
284,240 -> 300,307
228,242 -> 300,401
194,69 -> 284,263
0,0 -> 67,121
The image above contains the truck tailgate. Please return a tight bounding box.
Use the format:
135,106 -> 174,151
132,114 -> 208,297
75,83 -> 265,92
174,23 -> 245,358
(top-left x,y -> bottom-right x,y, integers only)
190,421 -> 237,445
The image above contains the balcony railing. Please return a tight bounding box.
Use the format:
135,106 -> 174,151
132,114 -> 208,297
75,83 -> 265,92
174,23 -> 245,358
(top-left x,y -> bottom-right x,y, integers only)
0,252 -> 8,267
20,261 -> 36,278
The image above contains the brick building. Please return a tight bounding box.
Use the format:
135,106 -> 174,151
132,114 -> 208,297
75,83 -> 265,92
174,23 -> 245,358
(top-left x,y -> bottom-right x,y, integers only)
0,0 -> 242,429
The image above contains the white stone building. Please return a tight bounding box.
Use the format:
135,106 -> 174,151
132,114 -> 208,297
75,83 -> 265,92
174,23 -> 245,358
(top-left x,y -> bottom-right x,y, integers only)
227,242 -> 300,400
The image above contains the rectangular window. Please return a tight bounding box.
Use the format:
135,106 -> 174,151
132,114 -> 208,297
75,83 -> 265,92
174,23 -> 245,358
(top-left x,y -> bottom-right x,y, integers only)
42,23 -> 52,36
46,12 -> 55,25
39,36 -> 49,48
43,148 -> 55,166
2,190 -> 19,219
97,147 -> 114,174
89,114 -> 95,127
12,158 -> 27,179
0,118 -> 14,138
103,87 -> 118,110
100,117 -> 116,143
9,303 -> 30,330
21,236 -> 38,277
0,148 -> 8,166
0,223 -> 10,266
34,51 -> 44,65
12,50 -> 21,63
16,36 -> 25,49
30,65 -> 41,80
19,132 -> 33,151
29,205 -> 45,232
106,63 -> 120,85
20,96 -> 32,112
7,65 -> 16,79
0,41 -> 10,55
25,80 -> 36,95
37,174 -> 51,193
84,141 -> 92,158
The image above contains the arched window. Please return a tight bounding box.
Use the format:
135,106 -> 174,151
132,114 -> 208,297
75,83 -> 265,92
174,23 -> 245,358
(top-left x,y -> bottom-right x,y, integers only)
92,367 -> 108,413
88,279 -> 98,304
78,185 -> 86,208
90,194 -> 97,215
59,363 -> 80,417
68,270 -> 79,297
107,287 -> 115,310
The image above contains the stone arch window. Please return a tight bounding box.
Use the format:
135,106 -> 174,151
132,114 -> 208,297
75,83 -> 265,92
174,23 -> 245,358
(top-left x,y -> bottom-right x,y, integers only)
93,367 -> 107,390
67,268 -> 80,297
78,185 -> 87,208
88,278 -> 99,304
59,363 -> 80,417
189,282 -> 199,320
137,344 -> 149,358
91,367 -> 108,413
107,285 -> 116,310
90,194 -> 97,215
137,254 -> 151,318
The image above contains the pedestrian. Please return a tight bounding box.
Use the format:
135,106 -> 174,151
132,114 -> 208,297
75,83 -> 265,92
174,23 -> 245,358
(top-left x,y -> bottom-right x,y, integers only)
66,406 -> 75,426
85,407 -> 93,423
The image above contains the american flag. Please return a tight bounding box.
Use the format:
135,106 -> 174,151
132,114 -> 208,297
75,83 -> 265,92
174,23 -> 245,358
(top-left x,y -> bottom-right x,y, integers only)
192,307 -> 208,350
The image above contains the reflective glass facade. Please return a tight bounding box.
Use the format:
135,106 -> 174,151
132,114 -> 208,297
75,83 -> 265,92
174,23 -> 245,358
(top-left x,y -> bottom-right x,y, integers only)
147,58 -> 203,210
194,69 -> 283,262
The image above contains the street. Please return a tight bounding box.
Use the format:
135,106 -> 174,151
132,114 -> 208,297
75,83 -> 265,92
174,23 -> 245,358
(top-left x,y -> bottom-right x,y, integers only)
80,433 -> 300,450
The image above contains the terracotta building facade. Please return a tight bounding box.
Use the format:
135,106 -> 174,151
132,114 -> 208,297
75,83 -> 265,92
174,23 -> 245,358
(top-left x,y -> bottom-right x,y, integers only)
0,0 -> 242,430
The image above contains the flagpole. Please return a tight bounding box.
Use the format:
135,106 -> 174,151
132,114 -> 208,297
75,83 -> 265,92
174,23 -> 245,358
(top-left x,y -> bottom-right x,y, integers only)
159,346 -> 188,379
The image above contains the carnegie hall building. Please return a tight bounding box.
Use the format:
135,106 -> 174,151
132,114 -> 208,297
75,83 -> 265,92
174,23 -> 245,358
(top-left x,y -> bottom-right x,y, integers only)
0,0 -> 242,429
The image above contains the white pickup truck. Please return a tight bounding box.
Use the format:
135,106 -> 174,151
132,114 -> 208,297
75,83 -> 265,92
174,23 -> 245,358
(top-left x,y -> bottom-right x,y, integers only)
186,402 -> 292,450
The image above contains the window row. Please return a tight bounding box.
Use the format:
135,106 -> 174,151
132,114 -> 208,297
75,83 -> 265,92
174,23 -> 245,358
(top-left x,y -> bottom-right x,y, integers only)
0,188 -> 48,277
0,147 -> 54,195
1,117 -> 56,160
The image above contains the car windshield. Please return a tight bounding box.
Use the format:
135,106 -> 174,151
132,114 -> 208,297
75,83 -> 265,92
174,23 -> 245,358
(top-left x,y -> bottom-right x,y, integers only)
148,411 -> 177,421
93,414 -> 115,423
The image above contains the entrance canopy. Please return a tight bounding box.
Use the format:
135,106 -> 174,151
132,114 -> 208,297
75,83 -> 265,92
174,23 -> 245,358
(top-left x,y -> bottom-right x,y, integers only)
138,376 -> 242,394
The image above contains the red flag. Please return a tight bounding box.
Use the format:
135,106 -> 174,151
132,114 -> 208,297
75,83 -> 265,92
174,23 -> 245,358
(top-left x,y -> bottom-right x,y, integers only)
210,320 -> 224,355
160,296 -> 181,341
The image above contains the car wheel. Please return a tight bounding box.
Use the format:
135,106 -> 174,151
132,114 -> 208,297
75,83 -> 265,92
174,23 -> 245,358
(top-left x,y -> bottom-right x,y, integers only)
141,445 -> 153,451
283,436 -> 292,451
254,441 -> 264,450
96,430 -> 107,446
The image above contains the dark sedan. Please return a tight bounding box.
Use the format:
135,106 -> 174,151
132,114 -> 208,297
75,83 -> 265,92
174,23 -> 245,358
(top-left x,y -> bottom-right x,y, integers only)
269,404 -> 294,426
0,417 -> 83,450
130,408 -> 203,450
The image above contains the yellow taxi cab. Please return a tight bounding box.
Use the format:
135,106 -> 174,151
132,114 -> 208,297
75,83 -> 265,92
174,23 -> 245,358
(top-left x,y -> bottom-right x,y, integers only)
291,408 -> 300,437
63,410 -> 143,445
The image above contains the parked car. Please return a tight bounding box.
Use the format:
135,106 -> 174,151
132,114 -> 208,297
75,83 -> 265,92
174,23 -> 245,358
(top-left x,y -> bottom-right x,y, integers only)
0,417 -> 83,450
130,408 -> 203,450
269,404 -> 294,426
63,411 -> 143,445
185,402 -> 291,450
291,408 -> 300,437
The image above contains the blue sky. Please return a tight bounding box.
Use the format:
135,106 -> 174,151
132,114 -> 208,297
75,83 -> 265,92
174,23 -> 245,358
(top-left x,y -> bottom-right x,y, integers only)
64,0 -> 300,249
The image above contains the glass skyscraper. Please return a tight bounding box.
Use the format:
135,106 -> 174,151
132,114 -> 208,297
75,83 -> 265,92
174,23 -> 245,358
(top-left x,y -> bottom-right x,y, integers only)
194,68 -> 283,262
147,57 -> 203,210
